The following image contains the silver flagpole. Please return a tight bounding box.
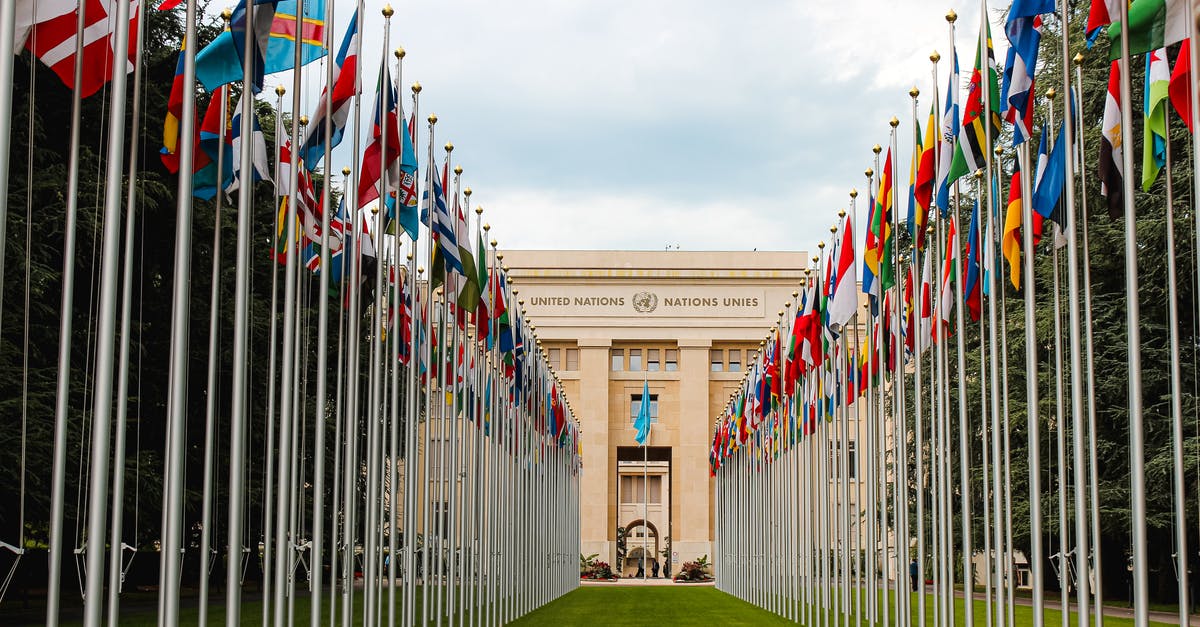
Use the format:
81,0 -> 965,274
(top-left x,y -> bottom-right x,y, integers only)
1045,97 -> 1070,627
888,118 -> 910,627
0,0 -> 18,333
1114,3 -> 1148,623
404,81 -> 421,627
160,0 -> 201,621
263,85 -> 287,627
328,167 -> 351,627
385,47 -> 404,627
1161,105 -> 1190,627
1073,52 -> 1104,627
1018,135 -> 1043,626
987,146 -> 1005,627
106,3 -> 147,622
422,119 -> 439,627
911,80 -> 928,627
44,0 -> 89,620
79,0 -> 134,620
272,1 -> 308,622
198,82 -> 230,627
999,234 -> 1015,627
310,0 -> 338,620
1056,7 -> 1092,624
227,3 -> 265,622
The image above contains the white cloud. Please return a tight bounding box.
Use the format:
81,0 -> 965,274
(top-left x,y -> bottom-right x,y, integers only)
244,0 -> 1014,256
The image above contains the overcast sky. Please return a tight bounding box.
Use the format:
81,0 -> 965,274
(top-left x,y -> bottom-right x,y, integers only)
253,0 -> 1006,255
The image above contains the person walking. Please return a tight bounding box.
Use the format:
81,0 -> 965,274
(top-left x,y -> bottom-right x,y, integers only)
910,558 -> 919,592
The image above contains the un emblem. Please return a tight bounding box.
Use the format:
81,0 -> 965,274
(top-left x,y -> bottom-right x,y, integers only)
632,292 -> 658,313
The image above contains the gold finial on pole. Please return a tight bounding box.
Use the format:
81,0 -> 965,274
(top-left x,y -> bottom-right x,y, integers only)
850,188 -> 858,198
872,144 -> 882,155
428,113 -> 437,125
454,165 -> 463,175
275,85 -> 286,97
1046,87 -> 1057,99
445,142 -> 454,154
838,209 -> 846,218
1073,52 -> 1084,65
412,82 -> 422,94
931,50 -> 941,63
341,167 -> 351,176
946,9 -> 957,23
910,86 -> 920,98
396,47 -> 405,59
889,116 -> 900,128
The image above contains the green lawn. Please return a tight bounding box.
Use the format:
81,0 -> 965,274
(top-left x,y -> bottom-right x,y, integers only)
511,586 -> 1182,627
5,585 -> 1183,626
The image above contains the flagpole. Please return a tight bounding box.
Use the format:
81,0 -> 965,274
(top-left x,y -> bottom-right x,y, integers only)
198,80 -> 230,627
107,4 -> 148,621
987,145 -> 1006,627
270,0 -> 309,622
159,0 -> 200,620
262,84 -> 287,627
1018,133 -> 1044,627
1159,103 -> 1190,627
310,0 -> 338,621
1047,93 -> 1070,624
1115,2 -> 1149,623
973,169 -> 993,627
226,2 -> 267,621
908,82 -> 928,627
44,0 -> 89,619
0,0 -> 18,335
1073,51 -> 1104,627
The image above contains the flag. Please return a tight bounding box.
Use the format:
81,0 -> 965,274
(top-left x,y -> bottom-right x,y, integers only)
918,250 -> 932,352
877,148 -> 895,290
195,0 -> 276,93
1032,124 -> 1066,224
1142,47 -> 1170,190
420,163 -> 465,276
937,217 -> 957,336
912,103 -> 937,250
1169,39 -> 1193,131
161,37 -> 192,174
936,48 -> 959,216
455,193 -> 482,312
24,0 -> 140,99
949,19 -> 1001,183
964,201 -> 982,321
15,0 -> 76,52
1107,0 -> 1188,60
1099,60 -> 1124,219
826,214 -> 857,332
473,230 -> 490,327
1001,3 -> 1048,145
862,185 -> 879,299
261,0 -> 327,73
226,92 -> 273,195
1087,0 -> 1122,40
194,86 -> 233,201
297,7 -> 358,169
358,61 -> 418,209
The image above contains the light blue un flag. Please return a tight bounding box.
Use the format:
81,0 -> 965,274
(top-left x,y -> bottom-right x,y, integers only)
634,379 -> 651,446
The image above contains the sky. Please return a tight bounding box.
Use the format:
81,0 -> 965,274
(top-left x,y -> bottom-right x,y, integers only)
249,0 -> 1009,255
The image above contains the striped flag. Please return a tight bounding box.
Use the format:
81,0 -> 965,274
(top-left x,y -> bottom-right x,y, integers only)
297,8 -> 358,169
23,0 -> 139,98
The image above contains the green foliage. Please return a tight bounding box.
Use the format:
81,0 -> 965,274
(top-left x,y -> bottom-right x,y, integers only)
0,6 -> 358,596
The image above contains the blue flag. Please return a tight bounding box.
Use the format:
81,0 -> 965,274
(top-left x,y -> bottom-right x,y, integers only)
634,379 -> 651,446
1032,124 -> 1066,222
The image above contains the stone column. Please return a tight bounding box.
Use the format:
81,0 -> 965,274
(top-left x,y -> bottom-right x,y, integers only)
676,339 -> 712,563
577,339 -> 612,564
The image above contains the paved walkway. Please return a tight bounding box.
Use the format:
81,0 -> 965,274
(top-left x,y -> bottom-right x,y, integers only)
580,577 -> 713,587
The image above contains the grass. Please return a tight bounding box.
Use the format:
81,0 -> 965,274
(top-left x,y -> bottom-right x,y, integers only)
4,584 -> 1185,625
510,586 -> 1183,627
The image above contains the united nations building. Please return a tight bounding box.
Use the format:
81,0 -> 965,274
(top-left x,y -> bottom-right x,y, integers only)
504,250 -> 808,575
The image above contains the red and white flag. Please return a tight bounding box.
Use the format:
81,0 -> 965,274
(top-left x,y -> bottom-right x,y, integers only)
24,0 -> 140,99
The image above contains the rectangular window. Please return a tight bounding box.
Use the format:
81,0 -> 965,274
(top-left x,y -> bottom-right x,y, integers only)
565,348 -> 580,371
629,349 -> 643,371
611,349 -> 624,371
728,349 -> 742,372
647,349 -> 660,372
664,349 -> 678,372
620,475 -> 661,504
548,348 -> 561,370
631,394 -> 659,424
648,475 -> 662,504
847,441 -> 857,480
710,349 -> 724,372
